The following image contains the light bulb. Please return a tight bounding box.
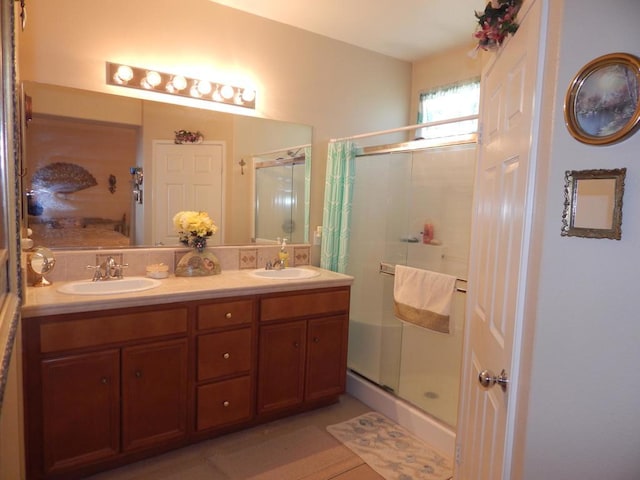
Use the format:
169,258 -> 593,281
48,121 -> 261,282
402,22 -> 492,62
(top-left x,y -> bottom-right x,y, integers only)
220,84 -> 235,100
241,89 -> 256,103
113,65 -> 133,84
196,80 -> 212,95
168,75 -> 187,92
141,70 -> 161,89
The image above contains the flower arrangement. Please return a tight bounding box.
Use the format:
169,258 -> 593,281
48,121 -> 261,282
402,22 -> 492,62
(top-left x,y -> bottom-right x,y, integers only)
173,210 -> 217,251
473,0 -> 522,52
174,129 -> 204,144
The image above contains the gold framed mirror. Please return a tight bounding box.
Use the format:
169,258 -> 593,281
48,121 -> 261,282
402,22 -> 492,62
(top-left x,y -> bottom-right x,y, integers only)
564,53 -> 640,146
561,168 -> 626,240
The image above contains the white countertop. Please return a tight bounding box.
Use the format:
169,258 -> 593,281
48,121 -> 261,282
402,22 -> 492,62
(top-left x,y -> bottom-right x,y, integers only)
23,266 -> 353,318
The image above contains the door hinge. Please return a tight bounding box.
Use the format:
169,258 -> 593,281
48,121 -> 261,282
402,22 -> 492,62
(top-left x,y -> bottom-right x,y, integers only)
455,443 -> 462,465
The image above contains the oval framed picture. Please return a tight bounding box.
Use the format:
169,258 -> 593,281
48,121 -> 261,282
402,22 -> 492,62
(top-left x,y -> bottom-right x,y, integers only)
564,52 -> 640,145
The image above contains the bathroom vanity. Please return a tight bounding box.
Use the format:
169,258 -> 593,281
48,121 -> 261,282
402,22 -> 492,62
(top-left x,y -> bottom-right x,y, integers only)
22,267 -> 352,480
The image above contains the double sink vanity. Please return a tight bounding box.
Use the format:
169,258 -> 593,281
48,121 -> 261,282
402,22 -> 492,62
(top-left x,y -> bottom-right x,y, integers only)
22,252 -> 352,480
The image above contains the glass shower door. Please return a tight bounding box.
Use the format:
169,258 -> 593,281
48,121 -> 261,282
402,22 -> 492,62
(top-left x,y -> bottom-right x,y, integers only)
346,143 -> 475,428
346,152 -> 411,393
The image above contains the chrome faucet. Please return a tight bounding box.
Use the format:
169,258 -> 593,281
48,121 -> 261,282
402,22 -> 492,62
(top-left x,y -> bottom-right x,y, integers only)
87,256 -> 128,281
264,258 -> 286,270
272,258 -> 286,270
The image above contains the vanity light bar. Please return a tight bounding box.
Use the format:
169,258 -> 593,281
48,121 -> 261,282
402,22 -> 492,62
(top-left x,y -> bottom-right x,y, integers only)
105,62 -> 256,109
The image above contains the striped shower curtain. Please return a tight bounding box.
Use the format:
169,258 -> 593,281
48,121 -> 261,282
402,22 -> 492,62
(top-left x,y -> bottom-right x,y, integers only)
320,140 -> 357,273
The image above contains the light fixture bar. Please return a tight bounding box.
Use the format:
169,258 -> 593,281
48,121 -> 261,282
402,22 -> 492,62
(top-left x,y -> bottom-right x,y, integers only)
105,62 -> 256,109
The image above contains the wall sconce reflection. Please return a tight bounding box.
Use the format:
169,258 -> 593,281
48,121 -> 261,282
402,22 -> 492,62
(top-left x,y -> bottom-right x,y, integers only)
106,62 -> 256,110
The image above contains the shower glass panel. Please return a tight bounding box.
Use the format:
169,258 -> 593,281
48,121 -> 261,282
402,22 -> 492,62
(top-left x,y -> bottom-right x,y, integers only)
347,153 -> 411,392
254,161 -> 306,243
346,142 -> 475,428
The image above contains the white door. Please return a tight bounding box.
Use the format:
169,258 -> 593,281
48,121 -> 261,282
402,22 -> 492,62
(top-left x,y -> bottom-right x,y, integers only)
456,1 -> 545,478
152,141 -> 224,246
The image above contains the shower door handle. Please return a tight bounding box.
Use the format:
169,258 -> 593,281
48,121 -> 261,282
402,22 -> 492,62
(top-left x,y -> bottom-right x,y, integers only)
478,369 -> 509,392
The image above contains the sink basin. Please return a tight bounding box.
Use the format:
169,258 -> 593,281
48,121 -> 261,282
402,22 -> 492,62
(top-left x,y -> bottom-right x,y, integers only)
250,267 -> 320,280
57,277 -> 162,295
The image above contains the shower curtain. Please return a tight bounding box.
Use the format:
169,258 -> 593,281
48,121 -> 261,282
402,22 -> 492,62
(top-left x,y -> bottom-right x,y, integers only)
320,140 -> 357,273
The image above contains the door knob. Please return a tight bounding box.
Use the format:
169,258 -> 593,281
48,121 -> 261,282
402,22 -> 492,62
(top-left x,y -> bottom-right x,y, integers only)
478,369 -> 509,392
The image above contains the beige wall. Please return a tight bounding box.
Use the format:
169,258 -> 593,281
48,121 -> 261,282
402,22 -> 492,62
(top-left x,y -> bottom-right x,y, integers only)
410,42 -> 483,123
520,1 -> 640,478
18,0 -> 412,237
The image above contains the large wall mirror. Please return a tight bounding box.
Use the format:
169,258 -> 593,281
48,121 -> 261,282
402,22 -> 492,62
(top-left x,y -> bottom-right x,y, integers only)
22,81 -> 312,249
561,168 -> 626,240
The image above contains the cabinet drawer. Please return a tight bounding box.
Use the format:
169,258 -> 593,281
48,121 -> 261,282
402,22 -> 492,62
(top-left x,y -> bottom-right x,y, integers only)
40,308 -> 188,353
197,328 -> 252,381
197,299 -> 254,330
260,288 -> 350,323
196,376 -> 252,431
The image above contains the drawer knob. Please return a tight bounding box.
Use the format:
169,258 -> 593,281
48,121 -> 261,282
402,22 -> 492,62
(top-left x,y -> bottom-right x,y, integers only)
101,377 -> 108,384
225,312 -> 232,319
135,370 -> 142,378
313,337 -> 320,343
223,400 -> 230,407
223,352 -> 230,359
293,341 -> 300,348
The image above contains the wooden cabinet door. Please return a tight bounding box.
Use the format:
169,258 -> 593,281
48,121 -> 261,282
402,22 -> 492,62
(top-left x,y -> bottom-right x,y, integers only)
122,339 -> 188,451
257,321 -> 306,414
305,315 -> 348,402
41,350 -> 120,476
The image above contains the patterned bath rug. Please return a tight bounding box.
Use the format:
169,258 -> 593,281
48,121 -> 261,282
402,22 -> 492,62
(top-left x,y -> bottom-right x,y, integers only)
327,412 -> 453,480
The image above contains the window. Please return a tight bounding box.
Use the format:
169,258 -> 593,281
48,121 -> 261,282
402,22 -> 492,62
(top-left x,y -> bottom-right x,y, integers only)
417,78 -> 480,140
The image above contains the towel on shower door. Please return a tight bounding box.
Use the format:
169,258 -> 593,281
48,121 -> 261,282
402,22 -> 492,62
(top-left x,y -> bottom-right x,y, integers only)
393,265 -> 456,334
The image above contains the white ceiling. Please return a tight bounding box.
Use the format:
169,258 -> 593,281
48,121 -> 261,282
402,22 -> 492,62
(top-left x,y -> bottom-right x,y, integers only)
208,0 -> 486,61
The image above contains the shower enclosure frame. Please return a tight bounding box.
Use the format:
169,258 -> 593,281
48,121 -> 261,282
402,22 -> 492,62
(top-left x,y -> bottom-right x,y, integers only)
343,125 -> 477,453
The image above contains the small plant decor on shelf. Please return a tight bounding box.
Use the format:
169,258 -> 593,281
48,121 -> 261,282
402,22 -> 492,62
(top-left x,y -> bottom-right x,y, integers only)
173,210 -> 217,252
473,0 -> 522,52
174,129 -> 204,144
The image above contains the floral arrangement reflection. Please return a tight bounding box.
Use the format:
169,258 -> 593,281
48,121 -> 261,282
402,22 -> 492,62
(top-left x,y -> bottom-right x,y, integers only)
172,210 -> 217,252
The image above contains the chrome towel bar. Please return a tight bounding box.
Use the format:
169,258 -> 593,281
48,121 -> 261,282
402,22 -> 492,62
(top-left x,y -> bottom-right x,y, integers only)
378,262 -> 467,293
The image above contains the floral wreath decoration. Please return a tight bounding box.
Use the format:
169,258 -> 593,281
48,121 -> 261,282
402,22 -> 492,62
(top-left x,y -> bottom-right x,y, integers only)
473,0 -> 522,52
174,129 -> 204,144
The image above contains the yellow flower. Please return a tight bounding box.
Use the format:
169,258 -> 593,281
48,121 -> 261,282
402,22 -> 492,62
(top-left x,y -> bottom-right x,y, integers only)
173,211 -> 217,245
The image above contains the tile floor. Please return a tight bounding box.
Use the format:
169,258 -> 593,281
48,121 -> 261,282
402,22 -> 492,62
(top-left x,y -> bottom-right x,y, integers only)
86,395 -> 384,479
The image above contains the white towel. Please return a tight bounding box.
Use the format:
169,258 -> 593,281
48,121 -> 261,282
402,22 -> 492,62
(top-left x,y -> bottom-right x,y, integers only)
393,265 -> 456,334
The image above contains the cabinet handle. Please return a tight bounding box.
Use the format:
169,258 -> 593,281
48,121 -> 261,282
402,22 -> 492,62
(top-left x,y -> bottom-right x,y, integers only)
101,377 -> 108,384
313,337 -> 320,343
293,341 -> 300,348
223,352 -> 230,359
135,370 -> 142,378
225,312 -> 232,319
223,401 -> 230,407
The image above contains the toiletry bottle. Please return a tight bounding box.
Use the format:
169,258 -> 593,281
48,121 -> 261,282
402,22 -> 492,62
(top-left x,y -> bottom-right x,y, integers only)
278,238 -> 289,267
423,223 -> 434,244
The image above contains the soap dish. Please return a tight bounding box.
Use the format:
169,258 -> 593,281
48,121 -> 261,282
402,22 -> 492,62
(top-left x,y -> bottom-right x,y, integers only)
146,263 -> 169,279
